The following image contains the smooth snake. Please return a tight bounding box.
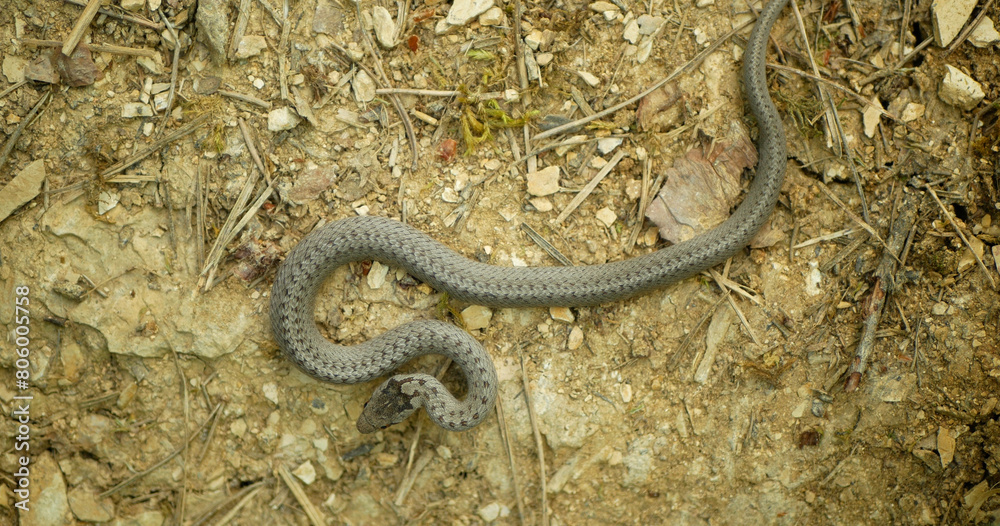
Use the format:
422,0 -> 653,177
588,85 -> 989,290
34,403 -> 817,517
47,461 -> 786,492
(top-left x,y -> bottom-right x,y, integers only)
270,0 -> 789,433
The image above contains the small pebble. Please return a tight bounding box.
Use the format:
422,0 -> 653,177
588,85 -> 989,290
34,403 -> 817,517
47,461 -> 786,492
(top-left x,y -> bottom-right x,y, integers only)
550,306 -> 575,323
478,502 -> 510,522
267,107 -> 301,132
462,305 -> 493,330
529,197 -> 553,212
375,452 -> 398,467
122,103 -> 153,118
939,65 -> 984,111
526,165 -> 560,196
589,1 -> 618,14
234,35 -> 267,59
621,383 -> 633,403
447,0 -> 495,26
293,461 -> 317,485
596,207 -> 617,227
262,382 -> 280,404
577,70 -> 600,87
567,326 -> 584,350
623,20 -> 639,44
479,7 -> 504,26
367,261 -> 389,289
597,137 -> 623,154
371,6 -> 397,48
442,187 -> 461,203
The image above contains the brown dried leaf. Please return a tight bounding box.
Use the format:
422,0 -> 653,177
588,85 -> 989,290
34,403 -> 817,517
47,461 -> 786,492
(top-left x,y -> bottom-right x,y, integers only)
645,124 -> 757,244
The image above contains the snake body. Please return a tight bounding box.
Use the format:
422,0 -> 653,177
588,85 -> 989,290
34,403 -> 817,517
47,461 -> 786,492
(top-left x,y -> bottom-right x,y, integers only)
270,0 -> 788,433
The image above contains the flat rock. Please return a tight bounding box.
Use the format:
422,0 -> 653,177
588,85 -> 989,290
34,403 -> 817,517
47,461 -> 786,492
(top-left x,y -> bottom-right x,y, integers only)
969,17 -> 1000,47
352,69 -> 376,102
234,35 -> 267,59
526,165 -> 560,196
372,6 -> 397,48
596,207 -> 617,227
0,159 -> 45,223
931,0 -> 977,46
68,486 -> 114,522
120,0 -> 145,11
462,305 -> 493,330
479,6 -> 504,26
19,454 -> 70,526
268,107 -> 301,131
447,0 -> 494,26
313,0 -> 345,35
939,65 -> 984,110
33,205 -> 257,360
195,0 -> 230,62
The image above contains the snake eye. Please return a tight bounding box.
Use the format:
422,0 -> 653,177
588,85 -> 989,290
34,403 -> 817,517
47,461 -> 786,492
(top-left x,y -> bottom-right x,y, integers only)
381,425 -> 388,430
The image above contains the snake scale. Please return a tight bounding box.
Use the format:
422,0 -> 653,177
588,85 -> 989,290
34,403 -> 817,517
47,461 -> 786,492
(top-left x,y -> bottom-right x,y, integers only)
270,0 -> 789,433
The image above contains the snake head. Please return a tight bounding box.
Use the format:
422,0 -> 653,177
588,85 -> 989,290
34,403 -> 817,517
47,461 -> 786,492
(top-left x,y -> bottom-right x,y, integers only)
356,377 -> 419,434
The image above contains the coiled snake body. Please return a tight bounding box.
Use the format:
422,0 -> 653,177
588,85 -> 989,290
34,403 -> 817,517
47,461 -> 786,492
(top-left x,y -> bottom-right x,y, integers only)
271,0 -> 789,433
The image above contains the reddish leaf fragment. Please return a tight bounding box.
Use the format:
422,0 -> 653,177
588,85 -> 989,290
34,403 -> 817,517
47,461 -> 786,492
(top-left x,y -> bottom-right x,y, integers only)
438,139 -> 457,162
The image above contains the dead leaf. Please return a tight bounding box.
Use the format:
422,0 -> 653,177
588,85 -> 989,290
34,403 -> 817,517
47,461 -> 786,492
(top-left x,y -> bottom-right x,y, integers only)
645,123 -> 758,244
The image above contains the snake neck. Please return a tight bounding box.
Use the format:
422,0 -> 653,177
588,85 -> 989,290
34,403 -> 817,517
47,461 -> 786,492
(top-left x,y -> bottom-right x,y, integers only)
403,373 -> 494,431
350,321 -> 499,432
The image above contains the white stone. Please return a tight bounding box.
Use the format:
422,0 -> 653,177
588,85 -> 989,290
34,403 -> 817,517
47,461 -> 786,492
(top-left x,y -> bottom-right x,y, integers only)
637,38 -> 653,63
367,261 -> 389,289
529,197 -> 553,212
862,101 -> 883,138
597,137 -> 623,154
262,382 -> 280,404
550,306 -> 575,323
577,70 -> 600,87
525,30 -> 544,50
122,102 -> 153,118
462,305 -> 493,330
636,14 -> 664,35
479,502 -> 510,522
267,107 -> 301,131
526,165 -> 560,196
567,326 -> 584,350
234,35 -> 268,59
623,20 -> 639,44
97,191 -> 119,215
352,69 -> 376,102
447,0 -> 494,26
292,461 -> 317,485
371,6 -> 396,48
441,187 -> 460,203
152,91 -> 169,112
621,384 -> 633,403
696,0 -> 715,7
939,65 -> 984,110
121,0 -> 145,13
479,6 -> 504,26
434,18 -> 453,35
596,207 -> 617,227
901,102 -> 925,122
969,17 -> 1000,47
931,0 -> 978,46
536,52 -> 554,66
589,2 -> 618,14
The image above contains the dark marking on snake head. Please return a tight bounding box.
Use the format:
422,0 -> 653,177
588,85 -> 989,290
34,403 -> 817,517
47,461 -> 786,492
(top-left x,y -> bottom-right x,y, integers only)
356,377 -> 419,434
